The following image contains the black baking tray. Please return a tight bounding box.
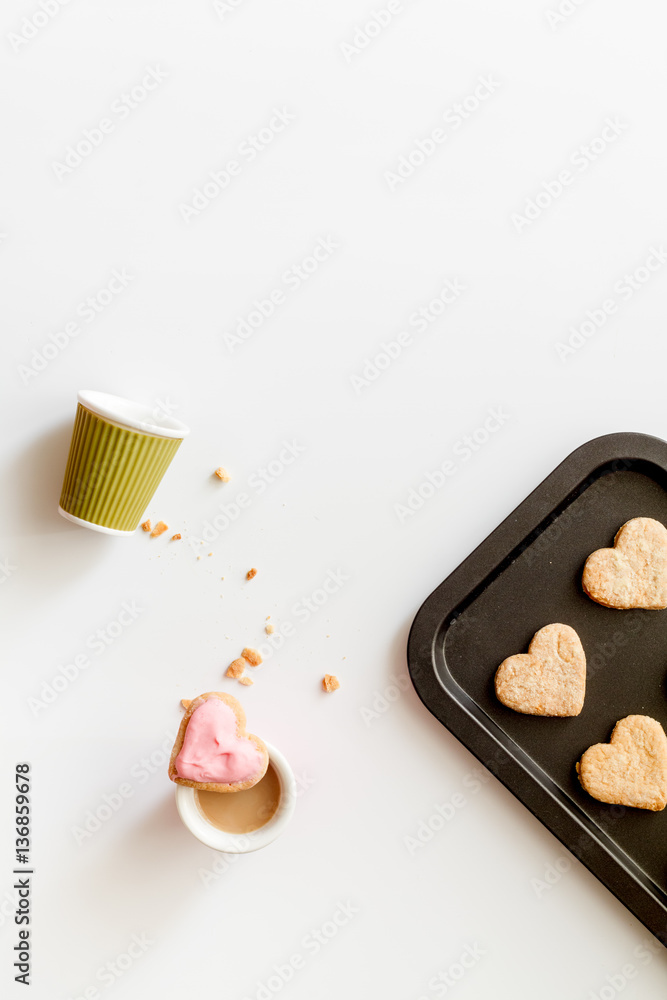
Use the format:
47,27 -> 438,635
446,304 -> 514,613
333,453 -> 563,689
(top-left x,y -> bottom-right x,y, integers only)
407,432 -> 667,946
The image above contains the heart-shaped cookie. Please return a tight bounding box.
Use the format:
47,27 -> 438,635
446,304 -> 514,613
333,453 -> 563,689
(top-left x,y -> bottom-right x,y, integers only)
494,623 -> 585,717
582,517 -> 667,610
168,691 -> 268,792
577,715 -> 667,811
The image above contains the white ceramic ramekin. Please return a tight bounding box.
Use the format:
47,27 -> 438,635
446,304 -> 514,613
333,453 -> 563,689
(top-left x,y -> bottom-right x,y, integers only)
175,741 -> 296,853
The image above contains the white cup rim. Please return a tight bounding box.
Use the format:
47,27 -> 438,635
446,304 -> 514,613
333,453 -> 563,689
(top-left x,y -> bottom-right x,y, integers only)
175,741 -> 296,853
77,389 -> 190,440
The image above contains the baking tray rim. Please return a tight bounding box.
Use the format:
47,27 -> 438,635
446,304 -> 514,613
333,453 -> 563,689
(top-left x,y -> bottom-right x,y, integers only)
407,431 -> 667,946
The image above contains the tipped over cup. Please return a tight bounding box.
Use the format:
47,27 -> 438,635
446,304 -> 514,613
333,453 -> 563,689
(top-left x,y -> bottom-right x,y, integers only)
58,390 -> 189,536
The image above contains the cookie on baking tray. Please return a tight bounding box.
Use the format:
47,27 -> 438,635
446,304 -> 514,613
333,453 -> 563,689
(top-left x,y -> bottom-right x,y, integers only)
582,517 -> 667,610
495,623 -> 586,717
577,715 -> 667,811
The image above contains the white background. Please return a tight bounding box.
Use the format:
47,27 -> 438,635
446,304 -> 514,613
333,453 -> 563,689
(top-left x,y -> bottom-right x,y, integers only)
2,0 -> 667,997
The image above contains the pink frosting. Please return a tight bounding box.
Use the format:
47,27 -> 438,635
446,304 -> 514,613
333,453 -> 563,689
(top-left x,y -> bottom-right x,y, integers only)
174,698 -> 264,784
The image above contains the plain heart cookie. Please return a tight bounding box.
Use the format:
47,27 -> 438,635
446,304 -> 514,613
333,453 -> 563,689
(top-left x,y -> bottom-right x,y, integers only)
577,715 -> 667,811
494,623 -> 586,717
168,691 -> 268,792
582,517 -> 667,610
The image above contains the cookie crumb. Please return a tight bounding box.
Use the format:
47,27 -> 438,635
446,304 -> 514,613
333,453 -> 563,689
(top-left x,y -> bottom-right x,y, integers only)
208,552 -> 213,557
323,674 -> 340,693
141,519 -> 152,532
246,567 -> 257,580
226,658 -> 246,679
150,520 -> 168,538
242,647 -> 262,667
171,533 -> 181,541
180,699 -> 191,710
239,677 -> 254,687
265,623 -> 275,634
214,467 -> 231,482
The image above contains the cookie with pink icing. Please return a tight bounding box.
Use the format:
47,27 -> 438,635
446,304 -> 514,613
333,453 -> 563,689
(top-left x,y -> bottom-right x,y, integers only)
168,691 -> 268,792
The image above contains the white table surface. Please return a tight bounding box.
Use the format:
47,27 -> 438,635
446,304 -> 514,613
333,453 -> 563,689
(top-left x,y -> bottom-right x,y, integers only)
3,1 -> 667,997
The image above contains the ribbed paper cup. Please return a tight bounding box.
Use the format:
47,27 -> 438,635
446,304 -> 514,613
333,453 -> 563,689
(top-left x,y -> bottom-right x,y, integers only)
58,390 -> 189,536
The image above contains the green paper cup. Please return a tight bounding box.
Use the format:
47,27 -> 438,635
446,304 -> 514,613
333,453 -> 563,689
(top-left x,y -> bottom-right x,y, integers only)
58,390 -> 189,536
